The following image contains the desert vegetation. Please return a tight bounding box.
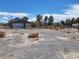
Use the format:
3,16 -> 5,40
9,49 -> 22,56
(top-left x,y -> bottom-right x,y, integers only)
0,14 -> 79,59
6,15 -> 79,31
28,32 -> 38,38
0,32 -> 6,38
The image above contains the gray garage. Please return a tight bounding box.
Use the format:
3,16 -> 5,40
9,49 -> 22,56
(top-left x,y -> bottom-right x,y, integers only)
8,18 -> 31,29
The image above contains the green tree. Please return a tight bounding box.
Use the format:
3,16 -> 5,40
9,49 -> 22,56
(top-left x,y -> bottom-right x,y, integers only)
44,16 -> 48,27
22,16 -> 29,22
76,17 -> 79,30
61,20 -> 65,25
66,19 -> 72,28
71,17 -> 76,24
36,15 -> 42,22
48,15 -> 54,26
36,15 -> 43,27
76,17 -> 79,23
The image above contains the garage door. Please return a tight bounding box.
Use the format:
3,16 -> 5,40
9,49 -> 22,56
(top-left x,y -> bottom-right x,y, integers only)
12,23 -> 25,28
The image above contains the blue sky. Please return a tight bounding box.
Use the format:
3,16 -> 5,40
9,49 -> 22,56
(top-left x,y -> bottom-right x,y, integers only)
0,0 -> 78,14
0,0 -> 79,23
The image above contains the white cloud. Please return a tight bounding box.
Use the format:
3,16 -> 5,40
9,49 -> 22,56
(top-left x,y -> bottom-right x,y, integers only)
0,16 -> 10,23
0,12 -> 29,17
43,4 -> 79,22
30,17 -> 36,22
43,14 -> 71,22
0,12 -> 30,23
2,17 -> 8,20
65,4 -> 79,17
1,4 -> 79,23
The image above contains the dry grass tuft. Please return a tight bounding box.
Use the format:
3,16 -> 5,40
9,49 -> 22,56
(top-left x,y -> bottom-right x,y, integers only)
28,32 -> 38,38
0,32 -> 6,38
71,37 -> 76,39
0,26 -> 10,29
53,27 -> 60,31
66,31 -> 71,33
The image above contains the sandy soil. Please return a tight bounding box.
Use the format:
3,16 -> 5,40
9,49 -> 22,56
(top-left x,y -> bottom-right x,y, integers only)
0,29 -> 79,59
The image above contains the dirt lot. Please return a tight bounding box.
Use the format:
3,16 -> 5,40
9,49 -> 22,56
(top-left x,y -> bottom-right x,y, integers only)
0,29 -> 79,59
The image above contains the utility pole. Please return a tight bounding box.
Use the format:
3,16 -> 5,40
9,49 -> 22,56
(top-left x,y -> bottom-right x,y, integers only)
11,16 -> 12,20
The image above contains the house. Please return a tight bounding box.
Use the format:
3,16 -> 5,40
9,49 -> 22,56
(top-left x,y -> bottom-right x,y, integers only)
8,18 -> 31,29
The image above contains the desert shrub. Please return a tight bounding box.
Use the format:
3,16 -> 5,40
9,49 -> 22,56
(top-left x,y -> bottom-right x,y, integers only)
48,26 -> 53,29
59,26 -> 64,29
28,32 -> 38,38
63,47 -> 70,54
66,31 -> 70,33
55,28 -> 59,31
4,26 -> 10,29
0,26 -> 10,29
0,32 -> 6,38
78,30 -> 79,32
77,24 -> 79,30
20,33 -> 24,35
71,37 -> 76,39
31,22 -> 36,28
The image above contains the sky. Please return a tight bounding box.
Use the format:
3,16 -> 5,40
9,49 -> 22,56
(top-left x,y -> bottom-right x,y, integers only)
0,0 -> 79,23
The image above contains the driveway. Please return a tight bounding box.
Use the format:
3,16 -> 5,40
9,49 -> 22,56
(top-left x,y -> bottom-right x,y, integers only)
0,29 -> 79,59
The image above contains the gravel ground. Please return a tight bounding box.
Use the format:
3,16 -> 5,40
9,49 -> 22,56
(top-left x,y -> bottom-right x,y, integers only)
0,29 -> 79,59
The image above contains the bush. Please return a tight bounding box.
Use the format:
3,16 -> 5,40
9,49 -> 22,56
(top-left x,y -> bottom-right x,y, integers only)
66,31 -> 70,33
77,24 -> 79,30
78,30 -> 79,32
71,37 -> 76,39
31,22 -> 36,28
55,28 -> 59,31
28,32 -> 38,38
0,26 -> 10,29
0,32 -> 6,38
